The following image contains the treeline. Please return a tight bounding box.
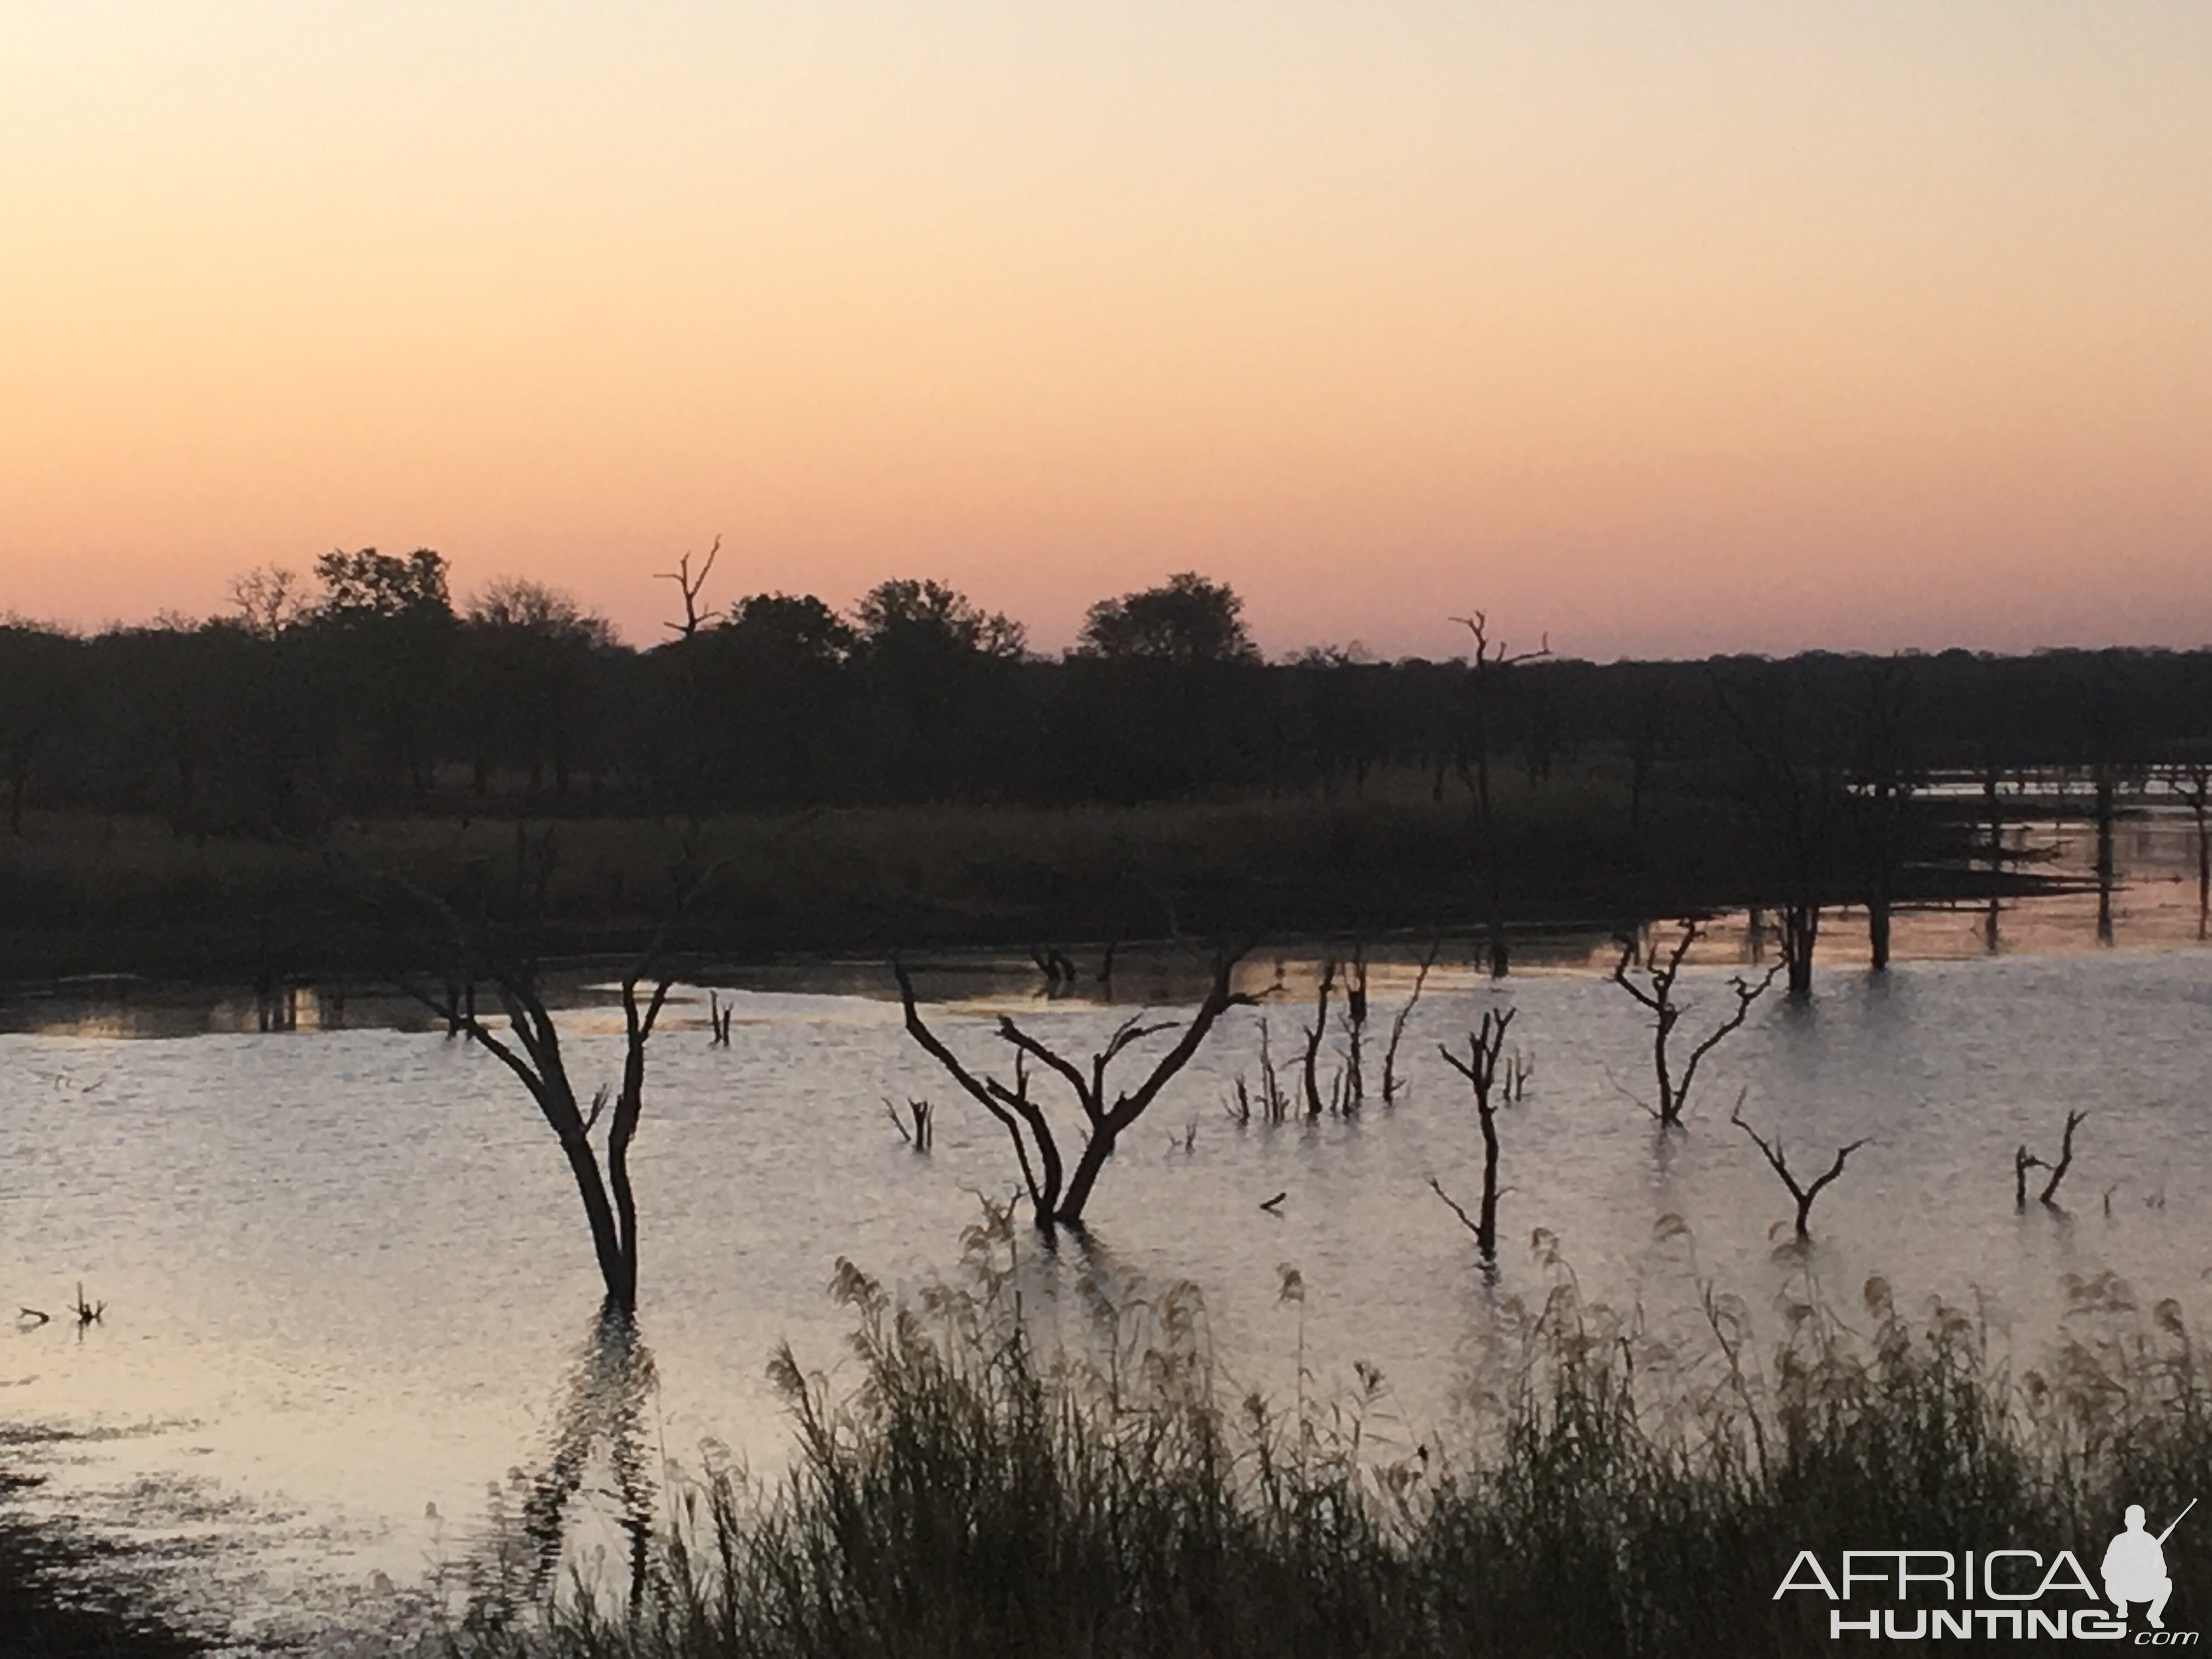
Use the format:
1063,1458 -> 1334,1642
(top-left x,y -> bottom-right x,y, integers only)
2,548 -> 2208,838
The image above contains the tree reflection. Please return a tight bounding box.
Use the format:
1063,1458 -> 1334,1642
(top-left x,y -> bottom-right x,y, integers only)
468,1302 -> 659,1618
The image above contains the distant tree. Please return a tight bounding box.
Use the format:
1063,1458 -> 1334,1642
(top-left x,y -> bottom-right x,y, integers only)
313,548 -> 453,623
724,592 -> 856,663
1710,659 -> 1846,1000
310,549 -> 456,805
0,623 -> 78,834
1449,611 -> 1551,978
702,594 -> 861,803
228,566 -> 308,638
1078,572 -> 1260,666
469,577 -> 614,647
855,578 -> 1026,660
463,579 -> 613,799
1847,659 -> 1922,972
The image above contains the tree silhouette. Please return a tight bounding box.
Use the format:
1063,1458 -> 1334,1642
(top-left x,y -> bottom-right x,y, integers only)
1079,572 -> 1260,665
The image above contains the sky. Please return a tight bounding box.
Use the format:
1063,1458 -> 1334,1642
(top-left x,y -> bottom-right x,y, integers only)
3,3 -> 2209,661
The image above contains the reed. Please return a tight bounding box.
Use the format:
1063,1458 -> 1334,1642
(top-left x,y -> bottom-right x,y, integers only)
450,1218 -> 2212,1658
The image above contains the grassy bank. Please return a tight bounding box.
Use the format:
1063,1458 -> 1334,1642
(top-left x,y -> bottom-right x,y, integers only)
448,1214 -> 2208,1659
0,771 -> 2000,984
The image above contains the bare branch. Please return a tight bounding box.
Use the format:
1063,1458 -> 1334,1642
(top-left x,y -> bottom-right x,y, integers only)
2039,1109 -> 2087,1207
895,959 -> 1055,1213
1731,1097 -> 1868,1241
1676,963 -> 1784,1104
1427,1176 -> 1481,1236
997,1016 -> 1095,1114
1612,920 -> 1773,1126
1380,937 -> 1440,1104
896,939 -> 1255,1227
656,535 -> 721,639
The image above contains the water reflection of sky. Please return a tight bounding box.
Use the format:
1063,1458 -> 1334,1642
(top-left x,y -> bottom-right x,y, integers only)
0,811 -> 2207,1647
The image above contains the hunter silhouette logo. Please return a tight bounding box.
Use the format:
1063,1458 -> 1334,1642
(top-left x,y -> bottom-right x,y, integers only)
2106,1500 -> 2192,1632
1774,1499 -> 2198,1641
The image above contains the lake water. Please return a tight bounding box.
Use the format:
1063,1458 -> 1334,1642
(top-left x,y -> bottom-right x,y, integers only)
2,806 -> 2209,1652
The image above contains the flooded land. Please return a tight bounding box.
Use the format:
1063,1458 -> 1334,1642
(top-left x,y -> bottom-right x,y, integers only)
0,802 -> 2207,1649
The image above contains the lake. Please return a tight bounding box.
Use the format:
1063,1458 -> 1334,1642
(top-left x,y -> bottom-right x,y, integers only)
2,805 -> 2208,1652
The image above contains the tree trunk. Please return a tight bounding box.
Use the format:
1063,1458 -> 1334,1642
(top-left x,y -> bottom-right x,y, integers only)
1781,902 -> 1818,1000
1867,891 -> 1892,972
1476,752 -> 1509,978
1476,1101 -> 1499,1260
557,1128 -> 632,1313
1653,1014 -> 1679,1126
2196,807 -> 2209,939
1056,1126 -> 1118,1227
1866,780 -> 1895,972
2095,771 -> 2116,945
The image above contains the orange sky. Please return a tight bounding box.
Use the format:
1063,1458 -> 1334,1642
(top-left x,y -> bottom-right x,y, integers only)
3,3 -> 2208,660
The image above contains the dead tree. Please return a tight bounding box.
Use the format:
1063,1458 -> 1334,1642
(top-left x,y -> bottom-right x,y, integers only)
1731,1101 -> 1867,1242
1610,922 -> 1780,1127
1238,1017 -> 1293,1124
394,863 -> 719,1317
2093,762 -> 2119,945
884,1097 -> 934,1152
1379,938 -> 1441,1104
1502,1044 -> 1533,1101
894,941 -> 1256,1228
1979,759 -> 2010,952
1299,957 -> 1336,1118
2172,763 -> 2211,939
1850,662 -> 1920,972
1031,946 -> 1080,996
2021,1109 -> 2087,1209
1431,1007 -> 1515,1261
1448,611 -> 1551,978
1339,946 -> 1369,1110
655,535 -> 720,640
1712,665 -> 1843,1000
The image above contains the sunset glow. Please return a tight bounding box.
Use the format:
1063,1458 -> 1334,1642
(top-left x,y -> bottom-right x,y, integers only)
4,3 -> 2209,658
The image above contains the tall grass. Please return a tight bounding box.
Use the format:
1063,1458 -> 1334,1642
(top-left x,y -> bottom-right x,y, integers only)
450,1214 -> 2211,1658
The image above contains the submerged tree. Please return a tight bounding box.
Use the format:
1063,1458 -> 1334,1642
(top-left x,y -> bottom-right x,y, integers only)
1848,660 -> 1922,972
895,941 -> 1255,1228
396,848 -> 719,1316
2172,762 -> 2211,939
1430,1006 -> 1516,1263
1610,921 -> 1780,1128
1711,661 -> 1846,1000
2015,1109 -> 2089,1211
1731,1099 -> 1868,1242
